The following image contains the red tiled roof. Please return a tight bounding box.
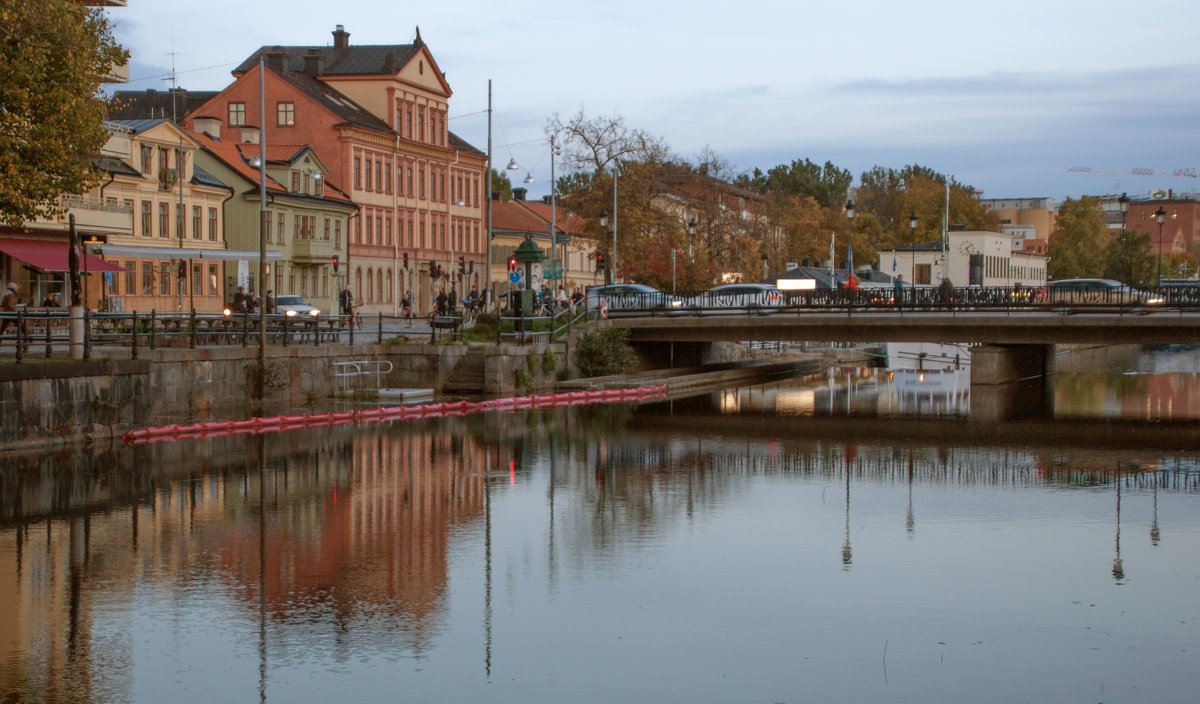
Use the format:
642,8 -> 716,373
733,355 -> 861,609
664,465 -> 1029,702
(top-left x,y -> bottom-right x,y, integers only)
189,131 -> 352,204
491,199 -> 550,233
236,143 -> 310,164
518,201 -> 588,235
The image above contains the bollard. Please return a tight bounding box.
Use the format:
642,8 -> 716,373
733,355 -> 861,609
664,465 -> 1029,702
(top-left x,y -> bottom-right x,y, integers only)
44,314 -> 51,358
14,310 -> 23,364
69,305 -> 85,359
282,315 -> 289,347
149,310 -> 157,350
131,312 -> 139,359
377,313 -> 383,344
348,313 -> 354,346
189,311 -> 197,349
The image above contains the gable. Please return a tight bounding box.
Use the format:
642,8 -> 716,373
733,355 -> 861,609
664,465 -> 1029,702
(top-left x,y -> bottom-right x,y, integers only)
393,45 -> 451,97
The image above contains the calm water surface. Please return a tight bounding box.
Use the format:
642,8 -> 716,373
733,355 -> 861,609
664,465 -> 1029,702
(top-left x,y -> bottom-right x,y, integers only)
2,347 -> 1199,703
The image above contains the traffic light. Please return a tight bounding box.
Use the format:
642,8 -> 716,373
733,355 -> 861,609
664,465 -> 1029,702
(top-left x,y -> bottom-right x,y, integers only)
507,255 -> 517,269
457,255 -> 465,275
177,260 -> 186,278
332,255 -> 339,274
595,251 -> 605,272
437,264 -> 444,278
402,252 -> 408,269
429,261 -> 439,278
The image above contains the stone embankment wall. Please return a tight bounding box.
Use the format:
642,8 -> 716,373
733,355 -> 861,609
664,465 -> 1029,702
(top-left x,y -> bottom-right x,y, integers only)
1,342 -> 566,451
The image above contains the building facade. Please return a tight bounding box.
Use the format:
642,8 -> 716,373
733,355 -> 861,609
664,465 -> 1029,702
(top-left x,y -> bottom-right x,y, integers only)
187,26 -> 487,316
884,229 -> 1048,288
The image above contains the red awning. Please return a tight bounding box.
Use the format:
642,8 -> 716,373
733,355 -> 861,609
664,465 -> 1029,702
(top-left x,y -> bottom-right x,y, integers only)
0,238 -> 127,273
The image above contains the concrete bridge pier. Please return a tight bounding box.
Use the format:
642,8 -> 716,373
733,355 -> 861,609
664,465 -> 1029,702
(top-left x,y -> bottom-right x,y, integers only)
970,344 -> 1055,421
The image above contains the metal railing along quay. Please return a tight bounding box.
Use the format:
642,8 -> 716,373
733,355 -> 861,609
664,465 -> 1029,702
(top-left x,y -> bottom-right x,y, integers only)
0,309 -> 389,363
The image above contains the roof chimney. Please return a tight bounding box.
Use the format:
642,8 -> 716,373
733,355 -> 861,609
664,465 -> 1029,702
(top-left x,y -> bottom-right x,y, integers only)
240,125 -> 260,144
303,50 -> 324,76
192,115 -> 221,140
512,187 -> 527,201
332,25 -> 350,50
264,47 -> 289,73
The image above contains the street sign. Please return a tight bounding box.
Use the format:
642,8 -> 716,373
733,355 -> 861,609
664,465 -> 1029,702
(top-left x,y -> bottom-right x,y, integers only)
508,271 -> 520,284
554,234 -> 569,245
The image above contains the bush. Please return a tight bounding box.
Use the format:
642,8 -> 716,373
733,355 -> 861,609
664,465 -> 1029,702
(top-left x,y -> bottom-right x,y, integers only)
575,328 -> 638,378
542,348 -> 559,375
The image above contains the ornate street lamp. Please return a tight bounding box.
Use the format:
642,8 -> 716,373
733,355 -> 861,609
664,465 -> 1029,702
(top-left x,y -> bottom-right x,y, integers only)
844,199 -> 857,277
1118,194 -> 1129,283
598,209 -> 610,285
908,212 -> 918,283
1155,206 -> 1167,284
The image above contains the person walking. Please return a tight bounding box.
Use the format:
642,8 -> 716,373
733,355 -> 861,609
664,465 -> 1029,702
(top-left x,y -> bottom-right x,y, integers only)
893,274 -> 904,307
264,290 -> 276,315
1,282 -> 20,338
401,290 -> 412,322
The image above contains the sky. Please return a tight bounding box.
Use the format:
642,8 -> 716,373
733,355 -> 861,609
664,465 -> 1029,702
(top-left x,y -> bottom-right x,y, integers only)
110,0 -> 1200,204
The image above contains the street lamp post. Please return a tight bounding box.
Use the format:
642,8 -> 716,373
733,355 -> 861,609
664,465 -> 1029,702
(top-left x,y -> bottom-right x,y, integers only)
1118,194 -> 1129,283
845,199 -> 857,282
687,219 -> 697,290
598,209 -> 610,286
1155,206 -> 1167,285
908,212 -> 918,284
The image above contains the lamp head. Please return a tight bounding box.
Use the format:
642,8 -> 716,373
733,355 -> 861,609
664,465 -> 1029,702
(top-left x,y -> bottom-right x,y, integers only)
845,199 -> 857,221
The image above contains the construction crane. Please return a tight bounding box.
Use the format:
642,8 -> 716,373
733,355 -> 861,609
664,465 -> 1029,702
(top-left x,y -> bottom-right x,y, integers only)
1068,165 -> 1198,178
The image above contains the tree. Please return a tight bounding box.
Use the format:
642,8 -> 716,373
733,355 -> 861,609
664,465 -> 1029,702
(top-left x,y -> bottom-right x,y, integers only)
547,108 -> 671,176
0,0 -> 128,226
1104,229 -> 1154,286
489,168 -> 513,201
855,165 -> 997,247
753,158 -> 852,210
1047,197 -> 1110,280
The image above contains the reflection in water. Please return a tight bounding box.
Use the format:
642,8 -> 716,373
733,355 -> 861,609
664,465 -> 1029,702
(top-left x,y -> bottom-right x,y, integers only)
2,350 -> 1200,702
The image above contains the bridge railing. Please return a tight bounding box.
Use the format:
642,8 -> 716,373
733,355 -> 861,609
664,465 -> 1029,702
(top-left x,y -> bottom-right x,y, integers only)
598,285 -> 1200,316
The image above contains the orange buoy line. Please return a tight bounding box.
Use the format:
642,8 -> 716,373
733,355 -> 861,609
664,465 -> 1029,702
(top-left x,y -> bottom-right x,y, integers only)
121,384 -> 669,445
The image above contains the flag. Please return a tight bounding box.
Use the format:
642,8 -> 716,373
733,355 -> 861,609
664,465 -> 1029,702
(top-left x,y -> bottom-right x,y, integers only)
891,251 -> 897,273
846,235 -> 854,274
828,232 -> 835,279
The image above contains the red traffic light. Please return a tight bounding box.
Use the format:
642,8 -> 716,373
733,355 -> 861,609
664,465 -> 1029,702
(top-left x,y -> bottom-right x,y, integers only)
507,256 -> 517,269
332,255 -> 339,273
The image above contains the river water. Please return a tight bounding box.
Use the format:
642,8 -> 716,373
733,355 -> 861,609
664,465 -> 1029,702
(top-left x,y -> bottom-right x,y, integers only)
2,347 -> 1199,703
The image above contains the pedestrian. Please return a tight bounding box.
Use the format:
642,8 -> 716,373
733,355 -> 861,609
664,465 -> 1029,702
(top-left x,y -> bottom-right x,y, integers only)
339,285 -> 354,319
232,286 -> 246,313
1,282 -> 26,344
939,276 -> 953,307
245,289 -> 258,313
264,290 -> 276,315
893,274 -> 903,306
555,285 -> 569,311
401,290 -> 412,320
42,292 -> 59,308
435,287 -> 448,316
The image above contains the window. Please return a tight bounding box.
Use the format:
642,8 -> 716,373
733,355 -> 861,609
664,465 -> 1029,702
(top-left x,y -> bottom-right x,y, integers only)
916,264 -> 932,285
407,167 -> 413,196
385,217 -> 392,246
365,158 -> 372,191
294,215 -> 301,240
159,147 -> 171,173
366,212 -> 373,244
385,160 -> 392,193
208,264 -> 218,296
192,206 -> 201,239
303,172 -> 311,195
335,220 -> 341,248
124,261 -> 136,295
277,212 -> 285,243
141,201 -> 152,236
208,208 -> 217,241
419,168 -> 425,199
418,113 -> 425,142
376,215 -> 382,245
140,145 -> 153,173
141,262 -> 153,295
324,217 -> 330,240
277,102 -> 294,126
159,203 -> 169,237
291,171 -> 300,192
191,263 -> 201,295
354,157 -> 361,189
228,103 -> 246,126
375,160 -> 382,191
159,262 -> 172,295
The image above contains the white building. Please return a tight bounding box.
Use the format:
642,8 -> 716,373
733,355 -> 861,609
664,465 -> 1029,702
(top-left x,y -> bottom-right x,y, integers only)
884,228 -> 1048,288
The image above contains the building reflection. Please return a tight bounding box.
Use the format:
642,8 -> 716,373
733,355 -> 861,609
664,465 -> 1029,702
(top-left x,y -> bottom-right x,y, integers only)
2,403 -> 1200,700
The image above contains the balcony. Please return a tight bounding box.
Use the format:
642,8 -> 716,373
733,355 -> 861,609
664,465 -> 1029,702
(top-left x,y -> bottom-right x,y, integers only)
291,237 -> 334,261
29,195 -> 132,235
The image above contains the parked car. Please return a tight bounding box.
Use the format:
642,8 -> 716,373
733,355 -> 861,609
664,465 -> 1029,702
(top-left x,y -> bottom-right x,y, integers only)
274,295 -> 321,317
584,284 -> 683,316
1043,279 -> 1162,306
688,283 -> 785,311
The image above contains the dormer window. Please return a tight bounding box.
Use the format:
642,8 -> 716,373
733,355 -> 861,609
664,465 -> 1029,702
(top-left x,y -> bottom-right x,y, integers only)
229,102 -> 246,126
291,171 -> 300,192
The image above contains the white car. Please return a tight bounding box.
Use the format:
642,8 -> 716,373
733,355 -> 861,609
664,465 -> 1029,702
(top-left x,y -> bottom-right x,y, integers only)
274,295 -> 321,317
585,284 -> 683,316
688,283 -> 785,311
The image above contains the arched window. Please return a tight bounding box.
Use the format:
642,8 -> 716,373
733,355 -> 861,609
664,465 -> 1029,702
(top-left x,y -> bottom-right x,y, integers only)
376,268 -> 383,301
366,269 -> 374,302
355,267 -> 363,301
387,269 -> 394,301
